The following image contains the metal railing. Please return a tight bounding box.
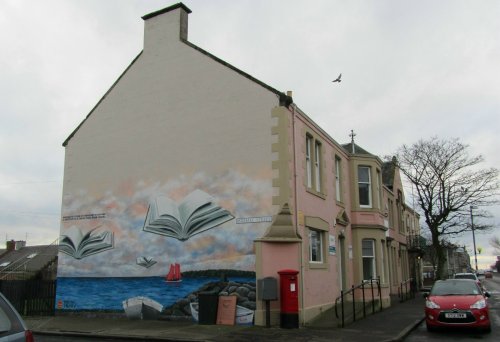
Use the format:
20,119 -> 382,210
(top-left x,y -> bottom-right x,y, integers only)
398,278 -> 415,302
335,277 -> 381,328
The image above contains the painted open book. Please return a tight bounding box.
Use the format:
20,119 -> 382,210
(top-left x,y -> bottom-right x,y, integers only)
136,256 -> 157,268
143,189 -> 234,241
59,226 -> 114,259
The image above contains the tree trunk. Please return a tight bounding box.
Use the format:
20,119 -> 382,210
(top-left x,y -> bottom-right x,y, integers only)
435,246 -> 447,280
431,230 -> 447,280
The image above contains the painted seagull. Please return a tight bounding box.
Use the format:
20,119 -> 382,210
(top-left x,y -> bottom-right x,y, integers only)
332,73 -> 342,83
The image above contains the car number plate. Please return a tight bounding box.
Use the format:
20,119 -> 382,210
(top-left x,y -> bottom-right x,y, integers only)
445,312 -> 466,319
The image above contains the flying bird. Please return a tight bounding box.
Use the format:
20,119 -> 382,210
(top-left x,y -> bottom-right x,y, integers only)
332,73 -> 342,83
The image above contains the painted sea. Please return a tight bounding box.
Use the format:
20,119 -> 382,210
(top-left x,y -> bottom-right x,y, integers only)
56,276 -> 254,311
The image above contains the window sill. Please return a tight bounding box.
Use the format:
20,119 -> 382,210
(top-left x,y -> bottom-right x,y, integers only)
306,188 -> 326,200
308,262 -> 328,270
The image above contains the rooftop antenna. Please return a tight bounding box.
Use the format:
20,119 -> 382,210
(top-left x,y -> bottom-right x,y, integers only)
349,129 -> 356,154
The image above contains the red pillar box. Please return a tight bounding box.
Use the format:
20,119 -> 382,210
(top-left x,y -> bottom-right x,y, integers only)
278,269 -> 299,328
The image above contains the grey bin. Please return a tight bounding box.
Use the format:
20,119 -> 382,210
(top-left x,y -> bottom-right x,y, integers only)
198,292 -> 219,324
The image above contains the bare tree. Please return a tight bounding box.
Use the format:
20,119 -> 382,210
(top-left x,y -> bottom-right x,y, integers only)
395,137 -> 499,279
491,236 -> 500,254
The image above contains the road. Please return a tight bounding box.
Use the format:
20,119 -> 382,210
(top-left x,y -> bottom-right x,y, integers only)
34,335 -> 148,342
406,274 -> 500,341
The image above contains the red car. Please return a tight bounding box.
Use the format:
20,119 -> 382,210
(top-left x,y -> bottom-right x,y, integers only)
424,279 -> 491,333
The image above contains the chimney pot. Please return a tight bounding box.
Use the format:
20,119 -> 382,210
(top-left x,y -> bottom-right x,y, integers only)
6,240 -> 15,251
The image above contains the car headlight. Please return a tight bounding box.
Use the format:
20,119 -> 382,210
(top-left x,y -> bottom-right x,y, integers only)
470,299 -> 486,309
426,300 -> 440,309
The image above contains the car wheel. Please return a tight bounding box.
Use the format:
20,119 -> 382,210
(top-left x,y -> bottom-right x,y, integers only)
426,323 -> 437,332
482,325 -> 491,334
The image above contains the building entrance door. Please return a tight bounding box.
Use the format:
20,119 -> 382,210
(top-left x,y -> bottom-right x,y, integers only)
339,235 -> 347,290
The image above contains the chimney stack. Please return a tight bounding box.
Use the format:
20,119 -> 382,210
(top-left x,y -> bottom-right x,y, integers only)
6,240 -> 15,252
142,3 -> 192,54
15,240 -> 26,250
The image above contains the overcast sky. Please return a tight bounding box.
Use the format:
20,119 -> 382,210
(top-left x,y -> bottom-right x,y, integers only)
1,0 -> 499,267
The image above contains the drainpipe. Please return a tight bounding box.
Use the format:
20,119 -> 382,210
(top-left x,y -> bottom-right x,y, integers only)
288,97 -> 305,326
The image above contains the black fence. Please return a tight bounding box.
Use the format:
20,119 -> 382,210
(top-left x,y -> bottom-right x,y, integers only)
335,277 -> 382,328
0,279 -> 56,316
398,278 -> 416,302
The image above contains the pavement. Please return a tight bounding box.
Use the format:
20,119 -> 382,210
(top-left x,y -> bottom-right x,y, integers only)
25,293 -> 425,342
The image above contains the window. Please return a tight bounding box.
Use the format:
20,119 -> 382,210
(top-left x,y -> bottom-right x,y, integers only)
305,134 -> 323,194
306,135 -> 313,188
314,141 -> 322,192
309,229 -> 323,263
380,240 -> 386,283
397,191 -> 403,232
376,169 -> 381,209
362,239 -> 376,280
358,166 -> 372,207
388,199 -> 394,228
335,157 -> 341,201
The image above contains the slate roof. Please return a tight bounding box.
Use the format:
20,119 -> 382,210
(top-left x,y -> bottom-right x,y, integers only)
341,142 -> 374,156
0,245 -> 58,277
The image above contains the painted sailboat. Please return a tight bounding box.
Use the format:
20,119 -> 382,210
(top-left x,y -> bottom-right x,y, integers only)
165,263 -> 182,282
189,302 -> 254,325
122,296 -> 163,320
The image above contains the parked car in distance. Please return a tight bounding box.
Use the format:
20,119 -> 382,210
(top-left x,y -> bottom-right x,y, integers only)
0,291 -> 34,342
453,272 -> 483,290
424,279 -> 491,333
485,271 -> 493,279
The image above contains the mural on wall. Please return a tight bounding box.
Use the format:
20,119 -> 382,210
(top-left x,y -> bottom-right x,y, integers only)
143,189 -> 234,241
56,169 -> 273,319
59,226 -> 114,259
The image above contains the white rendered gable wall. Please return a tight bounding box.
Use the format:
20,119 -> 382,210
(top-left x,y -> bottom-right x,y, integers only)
63,6 -> 278,193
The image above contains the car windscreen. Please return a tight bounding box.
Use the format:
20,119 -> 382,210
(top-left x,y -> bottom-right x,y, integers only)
0,307 -> 11,332
0,295 -> 24,336
430,281 -> 480,296
454,274 -> 476,280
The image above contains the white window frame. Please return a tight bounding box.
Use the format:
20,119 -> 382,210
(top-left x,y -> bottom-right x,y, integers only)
335,157 -> 341,201
376,169 -> 381,209
358,166 -> 372,208
306,135 -> 313,188
362,239 -> 376,280
314,141 -> 322,192
380,240 -> 386,283
309,229 -> 323,263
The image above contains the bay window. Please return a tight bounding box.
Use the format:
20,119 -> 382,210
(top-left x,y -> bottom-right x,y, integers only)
358,166 -> 372,208
362,239 -> 376,280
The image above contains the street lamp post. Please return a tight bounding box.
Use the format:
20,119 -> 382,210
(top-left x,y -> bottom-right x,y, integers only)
470,206 -> 478,272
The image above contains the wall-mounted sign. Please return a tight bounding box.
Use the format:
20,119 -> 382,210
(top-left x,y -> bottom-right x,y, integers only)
62,213 -> 106,221
329,234 -> 336,255
236,216 -> 272,224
